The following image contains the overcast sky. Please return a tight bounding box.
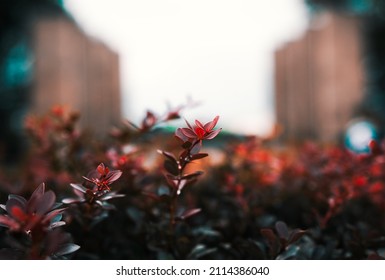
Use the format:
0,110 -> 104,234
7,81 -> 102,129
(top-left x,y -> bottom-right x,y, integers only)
64,0 -> 308,135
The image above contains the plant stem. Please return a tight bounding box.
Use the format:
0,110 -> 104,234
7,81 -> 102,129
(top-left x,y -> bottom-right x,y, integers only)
168,140 -> 198,231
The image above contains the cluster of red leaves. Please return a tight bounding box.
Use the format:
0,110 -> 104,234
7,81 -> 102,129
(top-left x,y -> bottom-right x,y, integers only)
63,163 -> 124,210
21,106 -> 90,189
110,99 -> 197,141
0,183 -> 64,232
0,183 -> 79,259
154,116 -> 222,228
175,116 -> 221,145
3,105 -> 385,260
222,138 -> 385,213
0,161 -> 124,259
196,137 -> 385,259
24,105 -> 80,152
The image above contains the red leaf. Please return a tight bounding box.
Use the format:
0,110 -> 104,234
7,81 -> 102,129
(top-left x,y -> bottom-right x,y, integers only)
195,120 -> 205,129
0,215 -> 20,230
27,183 -> 45,213
8,195 -> 27,207
165,111 -> 180,120
181,128 -> 197,139
105,170 -> 123,183
275,221 -> 289,240
142,110 -> 157,129
205,128 -> 221,140
36,190 -> 56,215
97,163 -> 107,175
10,206 -> 27,222
184,119 -> 193,129
6,197 -> 26,216
370,181 -> 384,193
369,140 -> 381,155
353,175 -> 368,187
204,115 -> 219,131
175,128 -> 189,142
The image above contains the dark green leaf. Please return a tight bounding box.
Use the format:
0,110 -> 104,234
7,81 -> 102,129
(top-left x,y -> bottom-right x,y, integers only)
158,150 -> 177,163
190,153 -> 209,161
164,159 -> 179,176
181,171 -> 204,180
182,141 -> 192,149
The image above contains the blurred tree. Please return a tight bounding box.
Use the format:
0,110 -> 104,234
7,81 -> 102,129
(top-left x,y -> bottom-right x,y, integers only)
305,0 -> 349,11
305,0 -> 385,14
361,15 -> 385,126
0,0 -> 66,163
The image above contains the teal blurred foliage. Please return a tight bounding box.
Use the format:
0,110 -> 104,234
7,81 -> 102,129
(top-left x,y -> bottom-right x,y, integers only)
0,0 -> 66,163
306,0 -> 385,136
305,0 -> 383,14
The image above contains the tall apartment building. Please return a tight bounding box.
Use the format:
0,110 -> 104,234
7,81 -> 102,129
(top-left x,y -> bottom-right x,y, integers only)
274,12 -> 365,143
31,15 -> 122,137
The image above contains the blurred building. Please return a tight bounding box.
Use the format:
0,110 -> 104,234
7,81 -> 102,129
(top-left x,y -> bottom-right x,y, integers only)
274,12 -> 365,143
31,15 -> 122,137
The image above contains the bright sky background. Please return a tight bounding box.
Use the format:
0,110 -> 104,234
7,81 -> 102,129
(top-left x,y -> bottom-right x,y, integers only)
64,0 -> 309,136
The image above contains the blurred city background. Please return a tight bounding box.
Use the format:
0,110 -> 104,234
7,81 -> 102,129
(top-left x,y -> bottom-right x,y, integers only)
1,0 -> 385,163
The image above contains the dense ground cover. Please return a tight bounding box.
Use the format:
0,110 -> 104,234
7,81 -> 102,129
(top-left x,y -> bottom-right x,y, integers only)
1,105 -> 385,259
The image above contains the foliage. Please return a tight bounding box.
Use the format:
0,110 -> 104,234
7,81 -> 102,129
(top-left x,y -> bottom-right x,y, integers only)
305,0 -> 385,14
0,183 -> 78,259
1,105 -> 385,259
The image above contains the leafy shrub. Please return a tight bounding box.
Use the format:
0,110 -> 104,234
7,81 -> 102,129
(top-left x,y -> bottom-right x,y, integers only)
1,105 -> 385,259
